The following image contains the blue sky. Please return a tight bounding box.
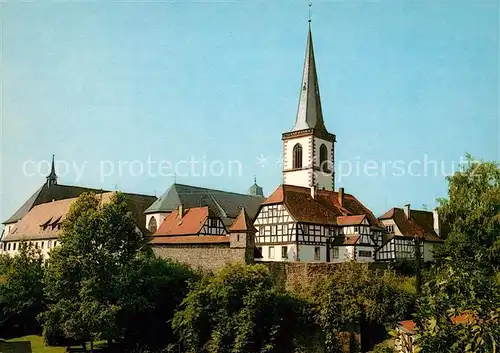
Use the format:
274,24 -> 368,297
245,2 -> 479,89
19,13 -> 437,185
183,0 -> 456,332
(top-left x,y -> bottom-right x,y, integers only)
1,0 -> 498,222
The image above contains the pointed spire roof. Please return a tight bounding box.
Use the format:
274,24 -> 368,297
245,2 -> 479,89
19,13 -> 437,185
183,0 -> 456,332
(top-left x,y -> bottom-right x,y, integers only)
46,154 -> 58,186
291,25 -> 329,134
229,207 -> 257,233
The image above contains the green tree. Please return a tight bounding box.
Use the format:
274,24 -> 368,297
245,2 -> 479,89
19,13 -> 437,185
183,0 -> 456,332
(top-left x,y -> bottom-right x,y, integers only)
40,192 -> 144,349
309,263 -> 414,352
415,258 -> 500,352
0,242 -> 45,337
117,252 -> 197,351
437,154 -> 500,267
415,155 -> 500,352
172,263 -> 314,353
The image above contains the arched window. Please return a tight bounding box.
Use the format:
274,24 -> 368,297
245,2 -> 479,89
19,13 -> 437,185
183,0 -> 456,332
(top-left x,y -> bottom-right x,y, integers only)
319,144 -> 328,172
293,144 -> 303,169
148,217 -> 158,233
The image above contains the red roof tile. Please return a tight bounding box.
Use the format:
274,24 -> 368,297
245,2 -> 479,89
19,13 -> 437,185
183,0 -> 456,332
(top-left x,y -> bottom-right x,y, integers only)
154,207 -> 209,236
229,208 -> 257,233
150,235 -> 230,244
399,320 -> 417,333
337,215 -> 366,226
332,235 -> 360,245
261,185 -> 382,227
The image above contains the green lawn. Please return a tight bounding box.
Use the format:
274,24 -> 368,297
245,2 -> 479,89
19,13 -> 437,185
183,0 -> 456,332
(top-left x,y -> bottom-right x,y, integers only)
7,335 -> 65,353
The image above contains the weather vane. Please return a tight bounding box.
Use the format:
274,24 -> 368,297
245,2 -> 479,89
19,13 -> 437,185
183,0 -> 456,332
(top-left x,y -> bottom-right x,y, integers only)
308,2 -> 312,23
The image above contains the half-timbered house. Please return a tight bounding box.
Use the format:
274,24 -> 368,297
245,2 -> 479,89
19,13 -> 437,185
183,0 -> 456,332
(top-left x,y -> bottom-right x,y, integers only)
254,185 -> 384,262
376,204 -> 444,262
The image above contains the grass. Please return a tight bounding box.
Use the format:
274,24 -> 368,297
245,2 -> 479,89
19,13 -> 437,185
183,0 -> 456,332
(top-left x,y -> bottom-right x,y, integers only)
7,335 -> 65,353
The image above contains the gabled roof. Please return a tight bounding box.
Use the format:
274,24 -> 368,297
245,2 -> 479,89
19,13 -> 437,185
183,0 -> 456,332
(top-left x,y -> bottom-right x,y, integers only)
262,185 -> 383,227
2,192 -> 156,241
332,235 -> 360,246
3,183 -> 111,224
229,208 -> 257,233
379,207 -> 442,242
337,215 -> 366,226
150,235 -> 230,245
153,207 -> 210,236
145,184 -> 264,225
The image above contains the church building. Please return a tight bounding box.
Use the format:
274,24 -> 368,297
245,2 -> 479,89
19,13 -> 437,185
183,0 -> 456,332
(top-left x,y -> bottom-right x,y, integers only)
253,24 -> 386,263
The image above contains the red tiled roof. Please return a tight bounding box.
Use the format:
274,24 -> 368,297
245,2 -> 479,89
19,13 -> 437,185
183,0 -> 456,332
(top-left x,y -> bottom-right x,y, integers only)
150,235 -> 230,244
399,314 -> 476,335
261,185 -> 382,227
332,235 -> 360,246
337,215 -> 366,226
380,208 -> 443,242
154,207 -> 209,236
399,320 -> 417,333
229,208 -> 257,233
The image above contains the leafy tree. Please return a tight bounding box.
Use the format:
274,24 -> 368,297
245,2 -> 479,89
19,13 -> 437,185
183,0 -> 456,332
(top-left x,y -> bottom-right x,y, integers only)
309,263 -> 414,352
414,258 -> 500,352
436,154 -> 500,267
172,262 -> 314,353
40,192 -> 144,348
415,156 -> 500,352
118,252 -> 197,351
0,242 -> 45,337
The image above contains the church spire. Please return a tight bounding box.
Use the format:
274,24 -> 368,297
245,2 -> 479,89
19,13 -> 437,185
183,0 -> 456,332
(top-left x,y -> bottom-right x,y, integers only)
291,24 -> 328,134
46,154 -> 58,186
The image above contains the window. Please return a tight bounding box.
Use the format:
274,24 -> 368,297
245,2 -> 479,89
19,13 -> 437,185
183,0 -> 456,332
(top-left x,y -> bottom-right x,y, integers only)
282,246 -> 288,259
53,241 -> 57,247
41,241 -> 44,249
269,246 -> 275,259
148,217 -> 158,233
314,247 -> 321,260
293,143 -> 303,169
7,243 -> 11,251
385,225 -> 394,233
319,144 -> 328,172
236,234 -> 240,242
354,226 -> 360,233
359,250 -> 372,258
332,247 -> 339,259
13,243 -> 16,251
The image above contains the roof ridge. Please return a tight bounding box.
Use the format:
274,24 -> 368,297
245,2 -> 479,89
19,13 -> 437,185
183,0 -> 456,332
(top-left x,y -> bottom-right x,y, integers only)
174,183 -> 264,198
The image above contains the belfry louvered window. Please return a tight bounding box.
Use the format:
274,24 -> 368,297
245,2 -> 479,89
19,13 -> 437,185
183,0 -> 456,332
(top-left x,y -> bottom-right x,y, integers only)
293,143 -> 303,169
320,144 -> 328,172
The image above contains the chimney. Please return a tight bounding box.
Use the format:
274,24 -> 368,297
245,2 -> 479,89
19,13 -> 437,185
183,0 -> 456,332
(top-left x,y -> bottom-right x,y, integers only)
338,187 -> 344,207
310,185 -> 316,199
404,204 -> 411,219
433,209 -> 440,237
178,204 -> 184,220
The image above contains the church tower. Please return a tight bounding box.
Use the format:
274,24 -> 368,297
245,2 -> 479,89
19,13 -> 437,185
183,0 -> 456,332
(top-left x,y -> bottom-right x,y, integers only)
282,23 -> 336,191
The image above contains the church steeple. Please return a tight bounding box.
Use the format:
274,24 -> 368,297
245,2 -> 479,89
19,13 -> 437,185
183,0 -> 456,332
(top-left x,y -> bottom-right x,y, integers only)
46,154 -> 58,186
291,24 -> 328,135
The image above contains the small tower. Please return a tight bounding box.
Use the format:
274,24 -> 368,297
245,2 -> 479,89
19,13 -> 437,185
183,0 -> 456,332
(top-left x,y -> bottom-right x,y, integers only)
229,207 -> 257,264
46,154 -> 58,187
248,177 -> 264,197
282,23 -> 336,191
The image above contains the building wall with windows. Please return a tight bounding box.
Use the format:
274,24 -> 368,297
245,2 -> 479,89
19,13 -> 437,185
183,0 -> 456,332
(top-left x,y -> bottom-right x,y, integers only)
283,135 -> 313,189
145,213 -> 170,233
1,238 -> 60,258
313,136 -> 334,191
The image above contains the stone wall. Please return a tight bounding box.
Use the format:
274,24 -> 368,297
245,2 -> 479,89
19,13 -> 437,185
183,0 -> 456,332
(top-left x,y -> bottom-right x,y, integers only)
260,261 -> 390,292
152,244 -> 250,271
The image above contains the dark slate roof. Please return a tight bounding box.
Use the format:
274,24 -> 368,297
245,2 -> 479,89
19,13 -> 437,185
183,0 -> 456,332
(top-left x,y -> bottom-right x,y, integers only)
4,183 -> 108,224
4,183 -> 157,225
145,184 -> 265,223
